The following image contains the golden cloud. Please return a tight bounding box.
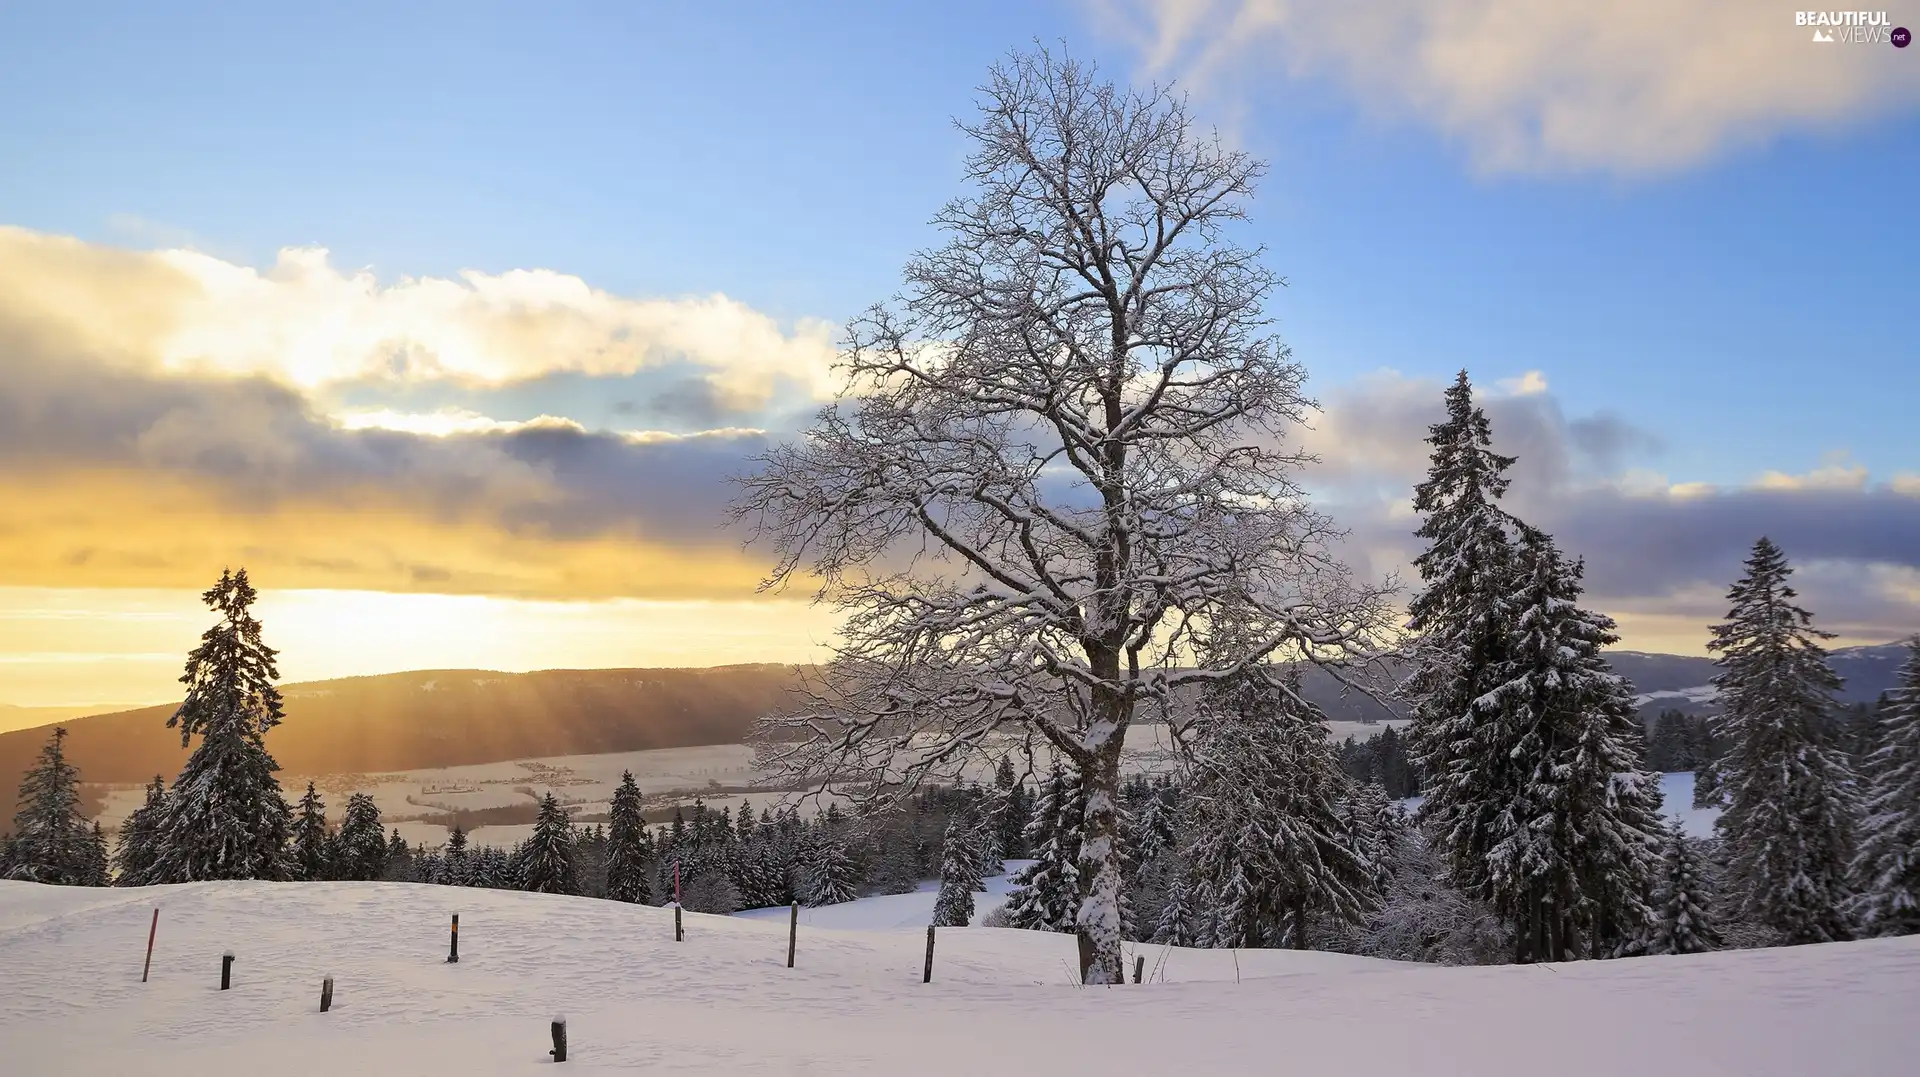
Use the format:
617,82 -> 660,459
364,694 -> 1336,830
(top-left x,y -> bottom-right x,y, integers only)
0,227 -> 824,602
0,470 -> 774,600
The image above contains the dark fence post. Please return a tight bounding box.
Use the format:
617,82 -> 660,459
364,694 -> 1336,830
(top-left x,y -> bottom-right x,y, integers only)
787,903 -> 798,968
448,913 -> 459,964
142,908 -> 159,983
549,1017 -> 568,1062
923,925 -> 936,983
674,904 -> 683,943
220,952 -> 234,991
1133,954 -> 1145,984
320,976 -> 334,1013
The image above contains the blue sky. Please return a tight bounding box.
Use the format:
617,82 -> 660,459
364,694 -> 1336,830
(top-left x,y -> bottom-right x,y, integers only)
0,1 -> 1916,703
4,2 -> 1916,483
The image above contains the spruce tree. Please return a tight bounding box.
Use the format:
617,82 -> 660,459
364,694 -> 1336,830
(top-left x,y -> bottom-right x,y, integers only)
290,782 -> 331,882
931,807 -> 986,927
81,823 -> 111,886
6,726 -> 91,884
1403,372 -> 1524,904
992,755 -> 1031,859
1708,538 -> 1856,944
972,793 -> 1006,878
149,568 -> 293,882
1647,819 -> 1720,955
1001,760 -> 1084,932
114,776 -> 169,886
605,770 -> 653,904
521,793 -> 578,895
1479,528 -> 1664,961
1691,753 -> 1724,809
1152,864 -> 1208,947
804,830 -> 860,907
1183,667 -> 1381,950
381,828 -> 412,881
440,825 -> 472,886
334,793 -> 387,881
1852,636 -> 1920,937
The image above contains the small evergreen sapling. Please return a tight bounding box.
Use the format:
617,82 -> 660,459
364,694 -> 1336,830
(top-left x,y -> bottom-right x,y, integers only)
1648,820 -> 1720,955
290,782 -> 331,882
334,793 -> 387,881
931,808 -> 986,927
521,794 -> 579,895
114,776 -> 169,886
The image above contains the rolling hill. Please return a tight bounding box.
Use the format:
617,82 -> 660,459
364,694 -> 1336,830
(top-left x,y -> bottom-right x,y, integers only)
0,665 -> 806,820
1,642 -> 1909,824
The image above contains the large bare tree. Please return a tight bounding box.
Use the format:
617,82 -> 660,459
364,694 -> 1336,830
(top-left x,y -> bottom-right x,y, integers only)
732,48 -> 1389,983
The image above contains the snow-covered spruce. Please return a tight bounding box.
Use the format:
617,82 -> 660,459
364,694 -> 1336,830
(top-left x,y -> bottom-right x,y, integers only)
1401,372 -> 1526,910
6,726 -> 98,885
1478,527 -> 1665,961
149,568 -> 295,883
288,782 -> 331,882
732,47 -> 1389,983
521,793 -> 579,896
931,807 -> 987,927
1000,760 -> 1083,933
333,792 -> 387,881
605,769 -> 653,904
1648,819 -> 1721,955
1853,636 -> 1920,937
1180,666 -> 1382,950
113,775 -> 169,886
1708,538 -> 1857,945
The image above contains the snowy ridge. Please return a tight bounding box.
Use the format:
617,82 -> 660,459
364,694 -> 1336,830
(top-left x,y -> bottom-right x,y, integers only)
3,880 -> 1917,1075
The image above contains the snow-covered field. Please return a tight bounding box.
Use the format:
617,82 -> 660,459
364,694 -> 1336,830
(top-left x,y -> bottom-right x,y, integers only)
3,879 -> 1916,1076
95,721 -> 1411,849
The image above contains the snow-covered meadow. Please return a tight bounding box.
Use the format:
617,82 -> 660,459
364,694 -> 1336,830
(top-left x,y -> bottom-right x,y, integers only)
94,721 -> 1411,850
2,878 -> 1915,1075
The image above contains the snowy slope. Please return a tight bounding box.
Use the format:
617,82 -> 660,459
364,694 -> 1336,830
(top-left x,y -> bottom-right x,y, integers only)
3,880 -> 1916,1076
735,861 -> 1033,930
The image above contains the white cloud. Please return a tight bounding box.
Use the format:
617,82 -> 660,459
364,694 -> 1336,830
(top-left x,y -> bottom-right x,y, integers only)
1497,370 -> 1549,396
1095,0 -> 1920,173
0,226 -> 843,410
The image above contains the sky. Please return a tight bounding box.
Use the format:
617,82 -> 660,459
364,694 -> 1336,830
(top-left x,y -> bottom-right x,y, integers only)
0,1 -> 1916,710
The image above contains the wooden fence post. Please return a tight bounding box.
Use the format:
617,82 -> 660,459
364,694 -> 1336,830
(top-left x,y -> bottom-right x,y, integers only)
923,925 -> 936,983
141,908 -> 158,983
787,903 -> 798,968
219,952 -> 233,991
447,913 -> 459,964
1133,954 -> 1145,984
674,904 -> 683,943
320,976 -> 334,1013
550,1017 -> 568,1062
